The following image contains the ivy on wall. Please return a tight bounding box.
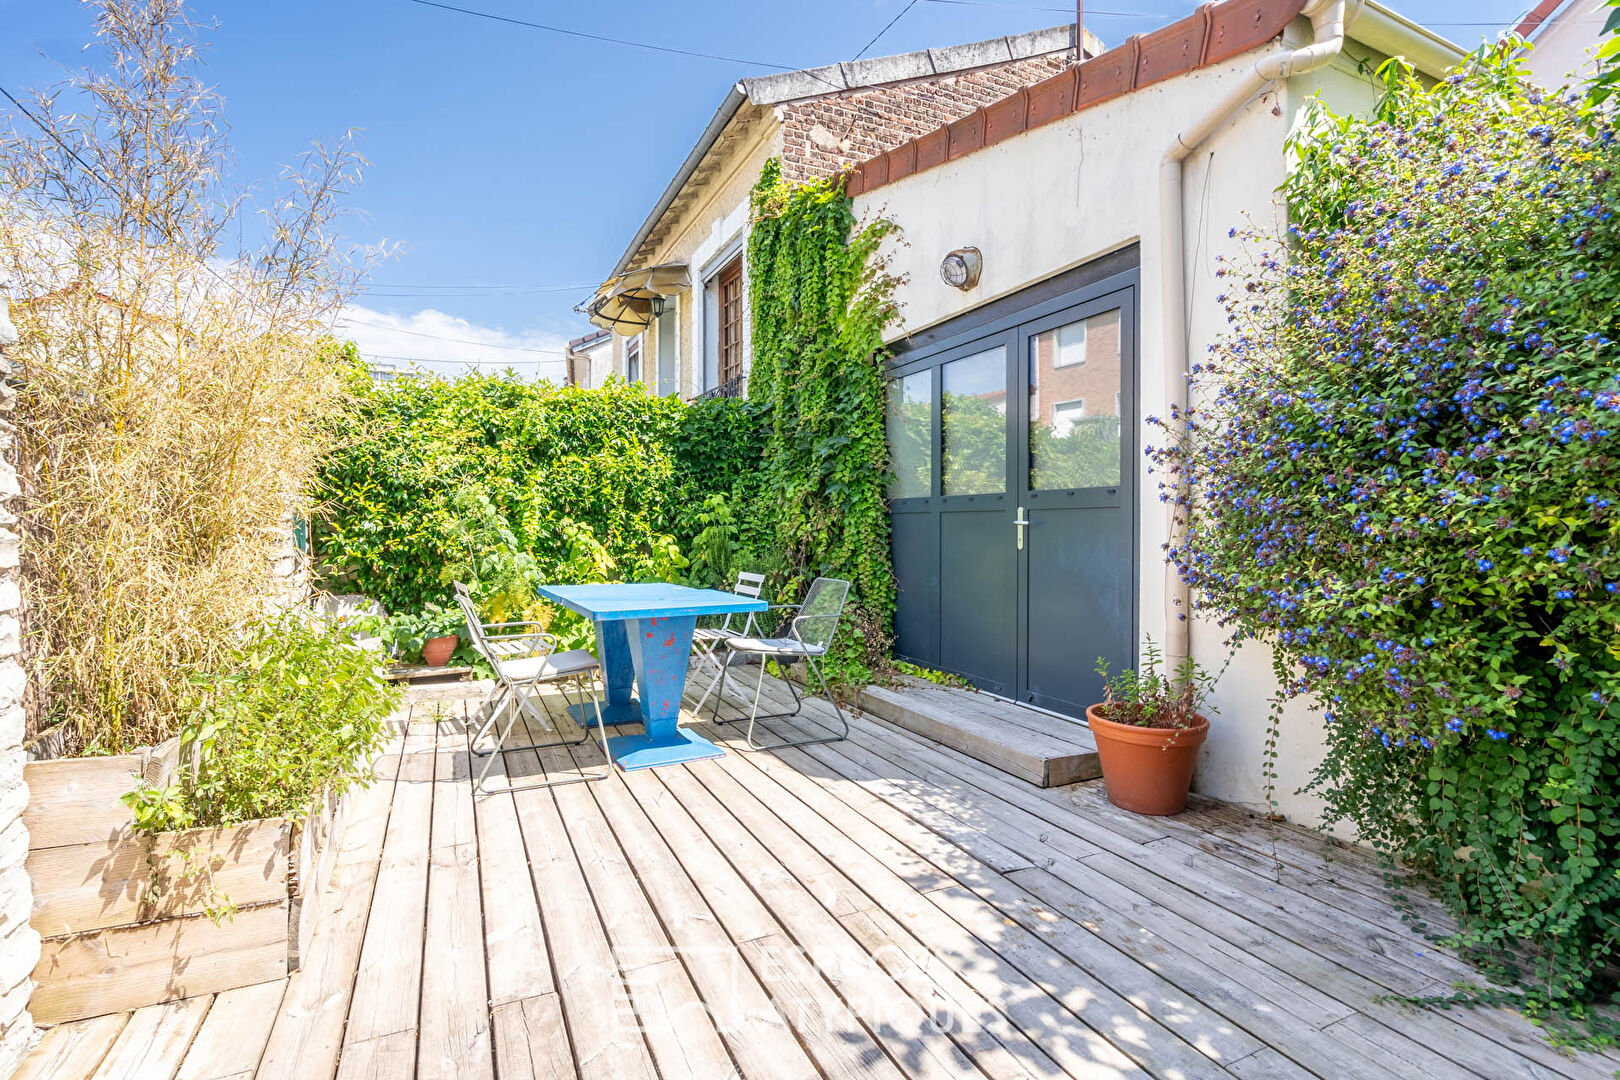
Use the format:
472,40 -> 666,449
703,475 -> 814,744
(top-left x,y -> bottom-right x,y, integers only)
746,159 -> 902,683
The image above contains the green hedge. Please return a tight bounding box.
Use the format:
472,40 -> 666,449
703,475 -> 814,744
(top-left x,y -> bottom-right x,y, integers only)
315,375 -> 762,614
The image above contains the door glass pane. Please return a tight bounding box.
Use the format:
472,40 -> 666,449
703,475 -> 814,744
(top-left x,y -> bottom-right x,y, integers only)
942,346 -> 1007,495
1029,308 -> 1121,489
887,370 -> 933,498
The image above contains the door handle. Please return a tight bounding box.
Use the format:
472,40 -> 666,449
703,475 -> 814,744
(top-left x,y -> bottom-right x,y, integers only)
1014,506 -> 1031,550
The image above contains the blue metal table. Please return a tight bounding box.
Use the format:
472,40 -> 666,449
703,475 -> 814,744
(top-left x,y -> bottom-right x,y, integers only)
536,583 -> 768,771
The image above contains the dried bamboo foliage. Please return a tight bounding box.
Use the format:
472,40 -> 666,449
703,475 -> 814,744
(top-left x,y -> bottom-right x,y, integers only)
0,1 -> 366,753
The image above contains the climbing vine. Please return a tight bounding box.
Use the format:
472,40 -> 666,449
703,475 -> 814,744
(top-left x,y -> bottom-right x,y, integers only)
746,159 -> 901,685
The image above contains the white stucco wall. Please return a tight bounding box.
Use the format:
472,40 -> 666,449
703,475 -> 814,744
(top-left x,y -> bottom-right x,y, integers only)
0,376 -> 35,1076
855,22 -> 1426,828
1524,0 -> 1611,88
607,110 -> 780,399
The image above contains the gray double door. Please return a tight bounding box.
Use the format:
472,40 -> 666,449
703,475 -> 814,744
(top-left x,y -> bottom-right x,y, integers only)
887,263 -> 1137,719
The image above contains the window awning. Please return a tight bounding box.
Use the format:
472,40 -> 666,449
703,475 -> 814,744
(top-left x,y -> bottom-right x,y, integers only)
582,263 -> 690,332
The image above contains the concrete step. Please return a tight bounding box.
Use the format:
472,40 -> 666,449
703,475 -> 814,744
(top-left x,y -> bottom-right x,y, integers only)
856,676 -> 1100,788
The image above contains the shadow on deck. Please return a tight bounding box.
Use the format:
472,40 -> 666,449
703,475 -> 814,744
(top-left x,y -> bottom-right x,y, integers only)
20,666 -> 1620,1080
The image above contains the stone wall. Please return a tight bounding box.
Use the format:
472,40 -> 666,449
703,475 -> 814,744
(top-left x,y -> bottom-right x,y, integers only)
0,377 -> 35,1078
778,54 -> 1069,183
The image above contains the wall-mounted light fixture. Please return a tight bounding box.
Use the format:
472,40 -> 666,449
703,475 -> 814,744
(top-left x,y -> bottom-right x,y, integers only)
939,247 -> 982,291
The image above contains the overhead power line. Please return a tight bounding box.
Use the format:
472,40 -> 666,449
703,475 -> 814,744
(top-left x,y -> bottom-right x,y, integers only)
404,0 -> 800,69
0,83 -> 114,185
364,352 -> 564,368
361,280 -> 598,292
919,0 -> 1172,18
338,315 -> 568,354
918,0 -> 1520,26
854,0 -> 921,61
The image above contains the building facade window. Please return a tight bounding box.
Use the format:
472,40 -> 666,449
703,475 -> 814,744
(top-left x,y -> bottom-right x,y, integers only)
1052,398 -> 1085,437
717,255 -> 745,387
626,334 -> 643,384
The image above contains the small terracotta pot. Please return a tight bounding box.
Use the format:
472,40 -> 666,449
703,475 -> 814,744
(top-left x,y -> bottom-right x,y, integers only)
421,634 -> 459,668
1086,704 -> 1209,816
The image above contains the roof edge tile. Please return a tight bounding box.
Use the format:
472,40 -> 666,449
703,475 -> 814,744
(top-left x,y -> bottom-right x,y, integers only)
845,0 -> 1305,198
742,23 -> 1077,106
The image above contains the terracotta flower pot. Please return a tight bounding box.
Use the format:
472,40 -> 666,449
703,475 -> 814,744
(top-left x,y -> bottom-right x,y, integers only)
1086,704 -> 1209,816
421,634 -> 459,668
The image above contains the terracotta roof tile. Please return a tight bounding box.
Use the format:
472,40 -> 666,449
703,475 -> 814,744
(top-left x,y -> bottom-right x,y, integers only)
844,0 -> 1305,198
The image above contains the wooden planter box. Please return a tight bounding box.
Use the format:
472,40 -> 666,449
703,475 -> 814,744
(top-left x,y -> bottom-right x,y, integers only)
21,748 -> 352,1024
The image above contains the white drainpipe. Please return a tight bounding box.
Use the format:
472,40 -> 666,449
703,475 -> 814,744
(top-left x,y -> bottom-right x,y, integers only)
1158,0 -> 1351,669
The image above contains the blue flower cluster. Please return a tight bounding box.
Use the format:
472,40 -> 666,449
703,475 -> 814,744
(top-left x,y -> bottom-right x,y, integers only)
1146,56 -> 1620,755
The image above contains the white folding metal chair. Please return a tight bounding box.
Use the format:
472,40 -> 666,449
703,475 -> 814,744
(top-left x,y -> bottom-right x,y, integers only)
454,582 -> 614,793
690,570 -> 773,711
706,577 -> 852,751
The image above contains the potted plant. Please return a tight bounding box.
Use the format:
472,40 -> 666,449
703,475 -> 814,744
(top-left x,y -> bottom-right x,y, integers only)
1088,640 -> 1218,815
389,603 -> 465,667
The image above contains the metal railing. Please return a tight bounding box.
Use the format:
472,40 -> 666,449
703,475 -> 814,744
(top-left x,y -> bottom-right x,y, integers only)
694,375 -> 746,401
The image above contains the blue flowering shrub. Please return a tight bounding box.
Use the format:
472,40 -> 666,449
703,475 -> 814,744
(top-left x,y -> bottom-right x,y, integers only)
1148,51 -> 1620,1026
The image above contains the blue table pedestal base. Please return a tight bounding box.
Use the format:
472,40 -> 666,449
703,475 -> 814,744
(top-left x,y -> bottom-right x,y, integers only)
566,699 -> 642,726
530,587 -> 769,774
605,727 -> 726,771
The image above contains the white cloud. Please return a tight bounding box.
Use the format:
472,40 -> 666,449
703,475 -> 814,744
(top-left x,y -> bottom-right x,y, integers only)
334,304 -> 571,382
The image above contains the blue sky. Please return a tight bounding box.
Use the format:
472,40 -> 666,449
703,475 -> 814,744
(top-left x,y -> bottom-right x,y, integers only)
0,0 -> 1523,380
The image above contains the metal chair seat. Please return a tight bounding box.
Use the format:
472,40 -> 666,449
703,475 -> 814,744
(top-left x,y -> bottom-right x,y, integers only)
723,636 -> 827,657
692,626 -> 743,644
454,581 -> 614,794
704,577 -> 852,753
495,649 -> 599,682
485,636 -> 549,659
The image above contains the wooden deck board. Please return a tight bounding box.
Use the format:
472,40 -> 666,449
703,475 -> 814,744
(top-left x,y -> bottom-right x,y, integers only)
418,721 -> 494,1080
506,726 -> 658,1080
13,1014 -> 128,1080
174,980 -> 286,1080
89,996 -> 211,1080
337,722 -> 434,1061
255,717 -> 406,1080
21,669 -> 1618,1080
734,676 -> 1618,1080
555,726 -> 821,1079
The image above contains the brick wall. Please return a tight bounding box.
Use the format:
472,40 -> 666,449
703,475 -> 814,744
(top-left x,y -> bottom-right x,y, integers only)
0,374 -> 35,1078
778,54 -> 1069,183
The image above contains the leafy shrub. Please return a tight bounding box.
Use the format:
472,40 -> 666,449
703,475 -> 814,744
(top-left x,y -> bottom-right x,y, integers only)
124,616 -> 399,830
1148,51 -> 1620,1024
316,376 -> 758,616
384,603 -> 465,663
685,493 -> 743,589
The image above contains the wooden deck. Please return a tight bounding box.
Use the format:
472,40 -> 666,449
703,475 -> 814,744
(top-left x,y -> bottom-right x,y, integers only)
21,668 -> 1620,1080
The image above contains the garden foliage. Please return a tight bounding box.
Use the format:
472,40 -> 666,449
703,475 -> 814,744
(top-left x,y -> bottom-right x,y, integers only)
316,374 -> 762,623
1,2 -> 366,754
746,159 -> 901,684
1149,51 -> 1620,1020
123,616 -> 399,830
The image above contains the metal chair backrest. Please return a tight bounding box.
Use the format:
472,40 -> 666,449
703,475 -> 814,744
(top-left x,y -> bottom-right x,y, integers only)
792,577 -> 850,652
715,571 -> 766,634
453,582 -> 492,655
